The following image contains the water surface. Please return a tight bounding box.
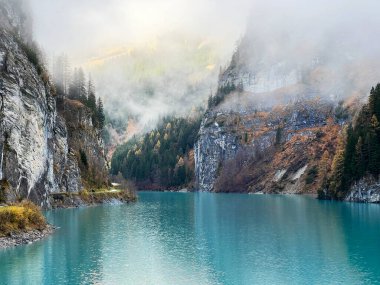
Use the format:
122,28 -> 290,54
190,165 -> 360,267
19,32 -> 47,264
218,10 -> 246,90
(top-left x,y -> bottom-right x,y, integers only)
1,192 -> 380,284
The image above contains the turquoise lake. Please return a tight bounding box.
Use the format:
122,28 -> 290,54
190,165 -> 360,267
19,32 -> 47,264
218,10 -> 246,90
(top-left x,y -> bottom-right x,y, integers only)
1,192 -> 380,284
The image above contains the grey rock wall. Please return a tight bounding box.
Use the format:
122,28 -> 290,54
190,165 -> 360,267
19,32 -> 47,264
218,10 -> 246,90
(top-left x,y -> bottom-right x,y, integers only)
0,1 -> 107,207
346,179 -> 380,203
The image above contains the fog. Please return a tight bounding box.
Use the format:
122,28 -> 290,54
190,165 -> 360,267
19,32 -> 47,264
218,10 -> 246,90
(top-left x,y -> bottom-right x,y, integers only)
28,0 -> 252,130
232,0 -> 380,105
29,0 -> 252,63
26,0 -> 380,133
244,0 -> 380,65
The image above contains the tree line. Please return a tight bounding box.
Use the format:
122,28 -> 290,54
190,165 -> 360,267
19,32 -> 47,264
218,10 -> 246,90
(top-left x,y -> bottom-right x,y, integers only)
208,81 -> 243,108
111,116 -> 202,188
321,84 -> 380,199
53,54 -> 105,130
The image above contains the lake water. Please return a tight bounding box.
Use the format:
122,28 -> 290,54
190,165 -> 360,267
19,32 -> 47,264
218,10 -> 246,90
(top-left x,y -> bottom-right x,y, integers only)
1,192 -> 380,284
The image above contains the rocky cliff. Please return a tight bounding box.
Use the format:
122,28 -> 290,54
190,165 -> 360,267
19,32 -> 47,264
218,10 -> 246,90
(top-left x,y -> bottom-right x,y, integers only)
194,27 -> 363,194
195,95 -> 343,193
0,0 -> 108,208
194,21 -> 380,200
345,178 -> 380,203
60,99 -> 109,189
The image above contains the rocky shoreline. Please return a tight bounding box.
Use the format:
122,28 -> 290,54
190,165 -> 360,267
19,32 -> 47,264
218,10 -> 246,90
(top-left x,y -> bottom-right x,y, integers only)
49,191 -> 137,209
0,193 -> 137,250
0,225 -> 55,250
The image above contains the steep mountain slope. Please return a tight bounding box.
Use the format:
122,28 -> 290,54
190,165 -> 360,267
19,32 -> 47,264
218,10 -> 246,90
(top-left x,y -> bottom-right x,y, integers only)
195,96 -> 345,194
0,0 -> 108,207
194,23 -> 375,194
89,35 -> 223,157
321,85 -> 380,203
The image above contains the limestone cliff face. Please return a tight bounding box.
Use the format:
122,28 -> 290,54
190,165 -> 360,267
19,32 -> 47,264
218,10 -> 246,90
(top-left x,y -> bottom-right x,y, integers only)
195,95 -> 341,193
0,30 -> 58,207
60,99 -> 109,189
194,30 -> 349,193
345,178 -> 380,203
195,111 -> 239,191
0,1 -> 108,207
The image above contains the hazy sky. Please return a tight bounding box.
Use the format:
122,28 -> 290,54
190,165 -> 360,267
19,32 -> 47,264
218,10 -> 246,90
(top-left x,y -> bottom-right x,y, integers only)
29,0 -> 252,63
26,0 -> 380,135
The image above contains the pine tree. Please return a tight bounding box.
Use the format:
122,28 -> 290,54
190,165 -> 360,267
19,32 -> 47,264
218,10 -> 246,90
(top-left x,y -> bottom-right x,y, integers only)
68,68 -> 78,99
77,68 -> 87,102
97,98 -> 105,130
86,79 -> 97,127
375,84 -> 380,119
208,94 -> 213,108
326,84 -> 380,198
343,124 -> 356,179
369,84 -> 380,119
87,79 -> 96,111
371,114 -> 380,135
318,150 -> 330,192
368,115 -> 380,175
369,87 -> 376,115
329,138 -> 346,199
275,126 -> 282,146
52,53 -> 70,96
68,67 -> 86,101
354,136 -> 364,179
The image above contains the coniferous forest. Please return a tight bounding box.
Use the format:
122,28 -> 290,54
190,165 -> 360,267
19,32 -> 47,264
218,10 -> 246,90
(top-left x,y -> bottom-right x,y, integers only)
321,84 -> 380,199
111,116 -> 201,189
54,64 -> 105,131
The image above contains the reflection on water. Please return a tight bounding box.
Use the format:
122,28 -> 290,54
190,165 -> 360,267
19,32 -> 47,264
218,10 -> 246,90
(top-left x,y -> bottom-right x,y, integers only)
1,192 -> 380,284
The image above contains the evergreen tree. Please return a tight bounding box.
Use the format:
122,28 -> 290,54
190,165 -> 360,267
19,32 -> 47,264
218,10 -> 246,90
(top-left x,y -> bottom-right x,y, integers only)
87,79 -> 97,110
208,94 -> 213,108
97,98 -> 105,130
368,115 -> 380,175
68,67 -> 86,102
368,84 -> 380,120
87,79 -> 98,127
275,126 -> 283,146
343,124 -> 356,180
354,136 -> 364,179
52,53 -> 70,96
326,84 -> 380,199
318,150 -> 330,190
375,84 -> 380,119
77,68 -> 87,102
369,87 -> 376,114
329,138 -> 346,199
68,68 -> 78,99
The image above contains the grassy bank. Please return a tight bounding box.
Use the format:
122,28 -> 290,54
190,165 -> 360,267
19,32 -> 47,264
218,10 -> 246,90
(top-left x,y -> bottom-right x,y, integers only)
50,187 -> 137,208
0,201 -> 47,237
78,188 -> 137,204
